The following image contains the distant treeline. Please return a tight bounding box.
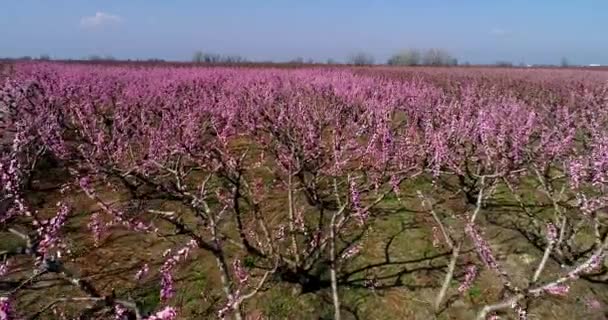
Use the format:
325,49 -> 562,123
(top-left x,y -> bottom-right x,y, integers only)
1,51 -> 598,69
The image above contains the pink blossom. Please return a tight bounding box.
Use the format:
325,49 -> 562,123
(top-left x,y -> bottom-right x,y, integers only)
0,261 -> 8,277
294,208 -> 305,232
569,252 -> 605,279
307,231 -> 322,253
389,175 -> 401,197
87,212 -> 105,246
0,297 -> 13,320
544,283 -> 569,296
584,297 -> 602,310
160,240 -> 197,301
512,302 -> 528,320
218,294 -> 237,320
568,158 -> 587,189
465,223 -> 502,274
36,201 -> 70,256
114,304 -> 128,320
145,307 -> 177,320
458,265 -> 478,294
135,263 -> 149,281
232,259 -> 249,285
340,244 -> 362,260
546,223 -> 557,244
274,225 -> 287,241
6,58 -> 608,320
349,178 -> 367,224
78,176 -> 94,196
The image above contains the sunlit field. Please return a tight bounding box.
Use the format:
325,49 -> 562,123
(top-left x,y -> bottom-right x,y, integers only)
2,61 -> 608,319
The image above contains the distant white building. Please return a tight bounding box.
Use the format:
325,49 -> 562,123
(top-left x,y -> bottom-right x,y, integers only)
589,64 -> 601,67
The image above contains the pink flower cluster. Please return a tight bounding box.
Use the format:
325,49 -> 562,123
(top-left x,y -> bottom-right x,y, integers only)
35,201 -> 70,256
0,297 -> 13,320
160,240 -> 197,301
145,307 -> 177,320
349,178 -> 367,224
87,212 -> 105,246
584,297 -> 602,310
3,61 -> 608,319
564,251 -> 605,283
512,302 -> 528,320
274,225 -> 287,241
79,176 -> 155,243
545,223 -> 557,244
217,293 -> 237,320
340,244 -> 362,260
135,263 -> 150,281
465,223 -> 502,273
0,131 -> 33,222
114,304 -> 128,320
544,283 -> 570,296
0,260 -> 8,277
232,259 -> 249,285
216,259 -> 252,319
389,175 -> 401,198
78,176 -> 94,195
578,252 -> 604,275
458,265 -> 478,294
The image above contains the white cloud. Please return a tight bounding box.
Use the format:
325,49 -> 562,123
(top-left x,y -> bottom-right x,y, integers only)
80,12 -> 123,28
489,28 -> 511,37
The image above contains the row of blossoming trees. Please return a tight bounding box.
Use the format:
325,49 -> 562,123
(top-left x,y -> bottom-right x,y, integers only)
1,62 -> 608,319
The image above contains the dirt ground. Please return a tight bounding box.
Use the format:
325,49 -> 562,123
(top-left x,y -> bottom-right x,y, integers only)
3,166 -> 608,320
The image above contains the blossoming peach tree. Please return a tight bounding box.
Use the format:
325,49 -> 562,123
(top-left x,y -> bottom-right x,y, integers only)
1,62 -> 607,319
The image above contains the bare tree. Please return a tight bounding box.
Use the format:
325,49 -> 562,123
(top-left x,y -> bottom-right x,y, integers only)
387,49 -> 421,66
87,55 -> 115,61
224,55 -> 246,63
347,52 -> 375,66
192,51 -> 204,63
422,48 -> 456,66
193,51 -> 246,64
192,51 -> 220,63
289,57 -> 304,64
146,58 -> 166,63
495,61 -> 514,67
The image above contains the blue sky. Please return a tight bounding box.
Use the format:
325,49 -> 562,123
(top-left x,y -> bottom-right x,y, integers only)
1,0 -> 607,65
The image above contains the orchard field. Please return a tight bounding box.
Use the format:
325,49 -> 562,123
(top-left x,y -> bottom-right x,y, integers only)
2,62 -> 608,320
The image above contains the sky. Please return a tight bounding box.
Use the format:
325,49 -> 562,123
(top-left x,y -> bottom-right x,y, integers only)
1,0 -> 607,65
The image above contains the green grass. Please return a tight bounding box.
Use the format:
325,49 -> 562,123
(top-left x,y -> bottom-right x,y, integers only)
0,233 -> 24,253
468,285 -> 482,299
